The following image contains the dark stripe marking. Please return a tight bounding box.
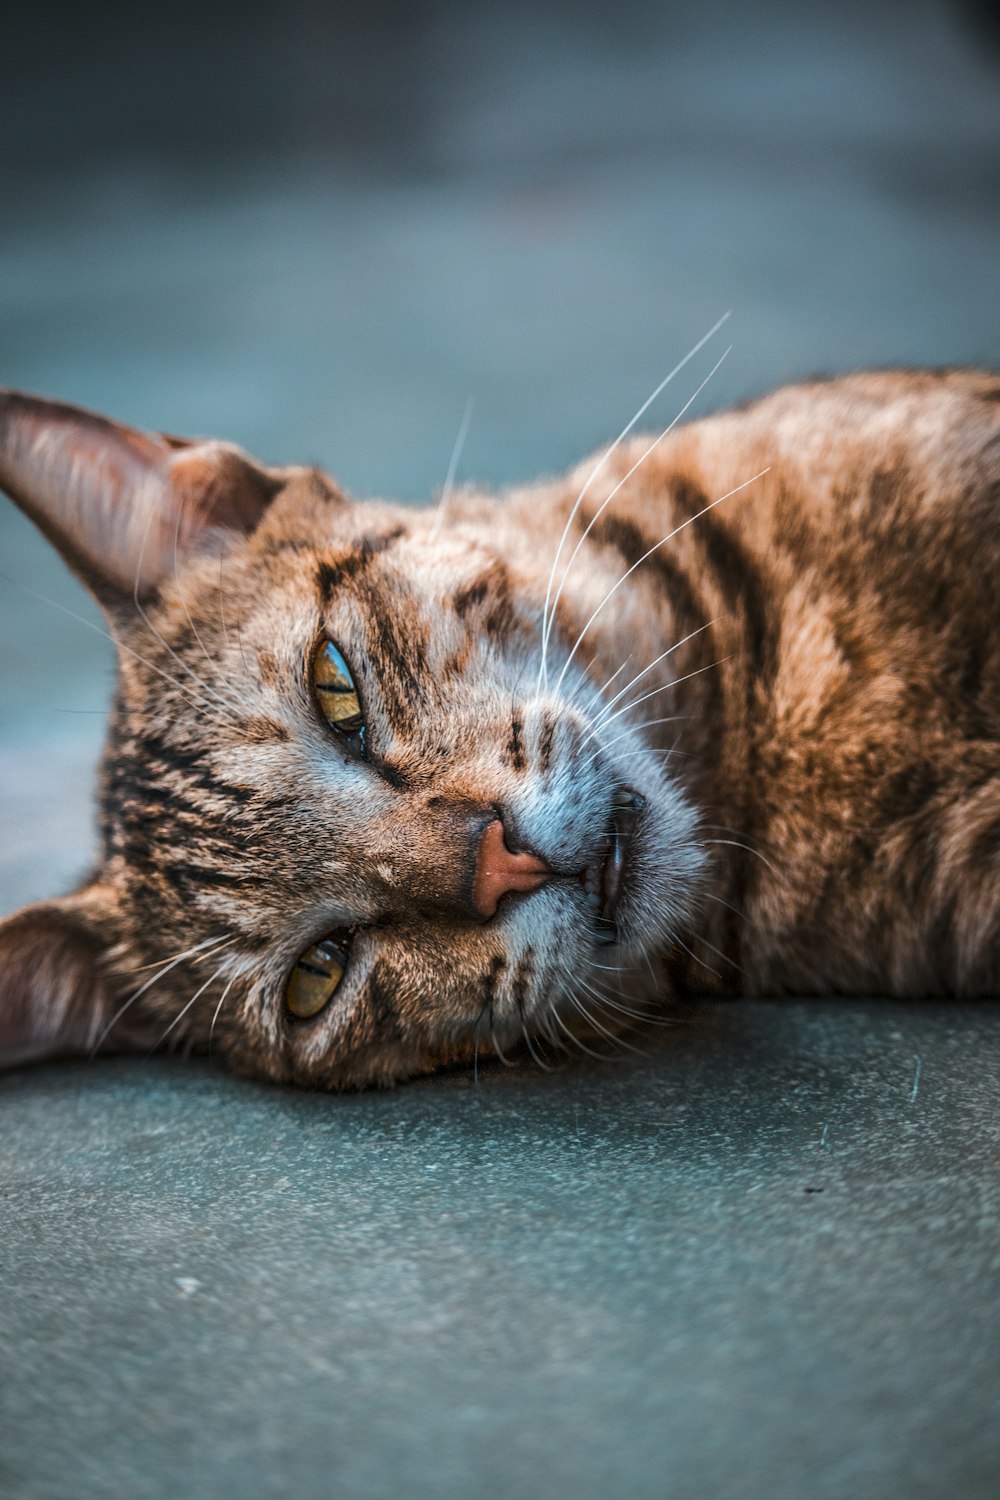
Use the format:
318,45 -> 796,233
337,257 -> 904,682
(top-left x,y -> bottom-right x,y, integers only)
507,714 -> 526,771
317,526 -> 406,599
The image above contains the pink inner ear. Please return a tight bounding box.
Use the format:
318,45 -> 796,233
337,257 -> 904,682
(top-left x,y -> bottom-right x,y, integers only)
0,389 -> 280,605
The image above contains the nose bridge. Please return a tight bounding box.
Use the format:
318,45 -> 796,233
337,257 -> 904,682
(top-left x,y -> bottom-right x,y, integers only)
379,796 -> 492,920
376,799 -> 552,922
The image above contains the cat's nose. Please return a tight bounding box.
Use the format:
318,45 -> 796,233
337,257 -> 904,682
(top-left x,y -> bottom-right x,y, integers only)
471,818 -> 552,919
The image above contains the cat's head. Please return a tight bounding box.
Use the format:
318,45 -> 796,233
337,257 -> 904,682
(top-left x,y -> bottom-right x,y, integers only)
0,391 -> 706,1087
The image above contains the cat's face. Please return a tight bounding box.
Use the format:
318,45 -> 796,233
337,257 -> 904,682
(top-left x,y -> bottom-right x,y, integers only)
0,393 -> 705,1087
102,471 -> 705,1086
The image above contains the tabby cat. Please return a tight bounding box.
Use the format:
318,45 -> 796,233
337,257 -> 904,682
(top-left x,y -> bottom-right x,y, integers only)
1,358 -> 998,1088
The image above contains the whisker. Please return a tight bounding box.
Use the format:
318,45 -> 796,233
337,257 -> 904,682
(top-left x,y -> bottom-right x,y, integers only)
126,937 -> 237,975
511,978 -> 555,1072
490,1020 -> 516,1068
598,655 -> 633,697
428,395 -> 475,544
218,540 -> 231,656
582,977 -> 676,1027
470,1011 -> 493,1086
555,467 -> 771,694
591,624 -> 717,731
0,571 -> 221,721
150,956 -> 233,1054
575,979 -> 650,1054
569,987 -> 622,1049
235,623 -> 252,678
582,658 -> 730,746
699,889 -> 748,922
545,348 -> 731,681
550,997 -> 608,1060
598,995 -> 675,1029
91,934 -> 234,1055
703,837 -> 777,873
209,972 -> 240,1054
562,652 -> 633,713
680,927 -> 741,971
537,310 -> 731,691
580,719 -> 690,772
670,934 -> 721,981
520,1017 -> 555,1073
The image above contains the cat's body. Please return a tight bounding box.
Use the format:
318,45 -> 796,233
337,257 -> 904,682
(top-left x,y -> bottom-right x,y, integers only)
1,366 -> 998,1087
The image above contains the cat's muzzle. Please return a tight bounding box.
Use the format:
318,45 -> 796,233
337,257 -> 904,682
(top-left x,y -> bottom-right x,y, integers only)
582,789 -> 645,945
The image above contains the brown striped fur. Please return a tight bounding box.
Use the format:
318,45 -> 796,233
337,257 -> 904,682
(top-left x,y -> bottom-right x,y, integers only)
2,368 -> 999,1086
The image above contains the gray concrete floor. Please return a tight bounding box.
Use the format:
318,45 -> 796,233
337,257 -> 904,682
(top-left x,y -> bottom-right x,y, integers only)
3,1002 -> 999,1500
1,2 -> 999,1496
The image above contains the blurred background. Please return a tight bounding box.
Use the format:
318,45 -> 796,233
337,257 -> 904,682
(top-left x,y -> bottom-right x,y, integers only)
0,0 -> 998,891
2,8 -> 1000,1497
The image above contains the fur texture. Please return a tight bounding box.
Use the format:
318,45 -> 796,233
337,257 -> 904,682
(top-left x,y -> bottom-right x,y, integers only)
1,367 -> 998,1087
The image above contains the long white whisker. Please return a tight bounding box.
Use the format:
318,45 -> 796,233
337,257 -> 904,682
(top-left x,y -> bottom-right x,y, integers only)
703,837 -> 777,873
581,716 -> 689,770
582,658 -> 730,746
545,347 -> 731,678
690,933 -> 742,971
599,655 -> 633,695
428,395 -> 475,544
586,989 -> 676,1028
573,983 -> 647,1058
551,993 -> 608,1060
575,979 -> 649,1053
555,467 -> 770,694
472,1013 -> 483,1085
152,955 -> 233,1052
489,1018 -> 516,1068
209,972 -> 239,1053
218,540 -> 232,656
699,889 -> 748,922
125,937 -> 234,975
90,933 -> 233,1055
133,602 -> 241,722
591,623 -> 718,730
671,934 -> 721,980
519,1015 -> 555,1073
0,572 -> 220,720
537,311 -> 731,690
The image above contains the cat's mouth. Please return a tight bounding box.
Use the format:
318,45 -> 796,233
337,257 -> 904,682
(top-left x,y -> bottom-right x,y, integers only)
580,789 -> 645,945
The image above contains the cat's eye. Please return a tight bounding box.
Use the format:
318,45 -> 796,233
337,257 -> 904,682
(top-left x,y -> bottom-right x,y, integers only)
285,935 -> 350,1019
312,639 -> 365,748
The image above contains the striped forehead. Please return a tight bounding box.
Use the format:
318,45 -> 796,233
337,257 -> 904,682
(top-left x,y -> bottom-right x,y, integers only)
311,528 -> 526,702
314,531 -> 435,738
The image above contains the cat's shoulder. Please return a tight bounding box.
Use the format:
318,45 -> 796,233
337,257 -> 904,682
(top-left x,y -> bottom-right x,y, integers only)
722,365 -> 1000,421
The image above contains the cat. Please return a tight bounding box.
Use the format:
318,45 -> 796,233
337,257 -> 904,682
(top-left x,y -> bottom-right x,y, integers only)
1,360 -> 998,1089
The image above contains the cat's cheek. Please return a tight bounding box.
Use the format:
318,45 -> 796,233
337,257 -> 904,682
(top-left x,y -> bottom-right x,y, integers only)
614,792 -> 708,958
491,887 -> 592,1019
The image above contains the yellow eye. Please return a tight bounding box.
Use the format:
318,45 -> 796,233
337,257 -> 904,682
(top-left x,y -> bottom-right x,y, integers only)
312,640 -> 363,734
285,936 -> 349,1019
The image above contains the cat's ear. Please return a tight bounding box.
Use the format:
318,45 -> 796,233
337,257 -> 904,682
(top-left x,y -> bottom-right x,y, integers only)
0,885 -> 121,1070
0,389 -> 287,607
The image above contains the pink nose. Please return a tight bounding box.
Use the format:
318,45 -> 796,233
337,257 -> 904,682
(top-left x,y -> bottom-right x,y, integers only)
472,819 -> 552,919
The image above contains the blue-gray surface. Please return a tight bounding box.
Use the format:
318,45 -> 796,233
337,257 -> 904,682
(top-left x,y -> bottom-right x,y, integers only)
2,1003 -> 998,1500
1,2 -> 999,1496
